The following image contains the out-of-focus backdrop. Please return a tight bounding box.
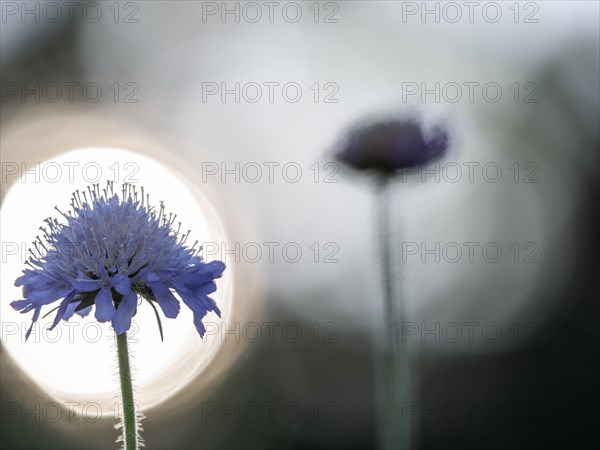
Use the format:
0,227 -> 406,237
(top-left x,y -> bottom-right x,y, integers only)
1,1 -> 598,449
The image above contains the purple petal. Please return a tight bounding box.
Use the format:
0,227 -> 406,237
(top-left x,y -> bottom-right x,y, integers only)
193,310 -> 208,336
15,275 -> 26,287
149,282 -> 180,318
200,295 -> 221,317
336,118 -> 449,172
25,307 -> 42,341
111,273 -> 132,295
173,261 -> 225,288
95,287 -> 115,322
174,283 -> 213,336
49,291 -> 76,330
112,292 -> 138,335
28,287 -> 72,305
195,281 -> 217,296
10,300 -> 29,311
62,300 -> 79,321
77,306 -> 93,318
206,261 -> 226,278
146,272 -> 161,282
69,278 -> 102,292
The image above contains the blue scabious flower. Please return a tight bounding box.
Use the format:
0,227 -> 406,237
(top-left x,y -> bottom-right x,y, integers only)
11,182 -> 225,340
335,118 -> 449,173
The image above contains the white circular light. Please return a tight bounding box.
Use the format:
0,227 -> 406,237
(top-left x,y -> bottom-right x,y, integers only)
0,147 -> 233,414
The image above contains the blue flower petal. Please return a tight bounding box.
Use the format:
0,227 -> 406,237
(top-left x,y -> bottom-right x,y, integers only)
27,287 -> 72,305
49,291 -> 76,330
70,278 -> 102,292
111,273 -> 132,295
210,260 -> 225,275
173,262 -> 225,288
173,282 -> 216,336
10,299 -> 29,311
25,307 -> 41,340
62,300 -> 79,320
199,295 -> 221,317
193,310 -> 208,336
112,292 -> 138,335
95,287 -> 115,322
149,282 -> 180,318
77,305 -> 93,318
196,281 -> 217,296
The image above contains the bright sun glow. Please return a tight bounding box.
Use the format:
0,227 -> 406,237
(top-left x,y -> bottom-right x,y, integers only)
0,147 -> 233,414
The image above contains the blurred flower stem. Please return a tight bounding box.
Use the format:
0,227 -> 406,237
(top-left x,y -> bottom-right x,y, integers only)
117,332 -> 138,450
334,116 -> 448,449
377,176 -> 411,450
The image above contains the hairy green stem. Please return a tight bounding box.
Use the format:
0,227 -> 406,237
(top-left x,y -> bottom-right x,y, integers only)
116,332 -> 137,450
377,177 -> 411,450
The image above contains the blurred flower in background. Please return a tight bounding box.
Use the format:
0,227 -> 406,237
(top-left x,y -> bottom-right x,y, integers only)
334,114 -> 451,449
335,118 -> 449,173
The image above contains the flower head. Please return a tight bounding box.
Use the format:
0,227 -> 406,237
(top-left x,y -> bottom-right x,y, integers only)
335,118 -> 449,174
11,182 -> 225,340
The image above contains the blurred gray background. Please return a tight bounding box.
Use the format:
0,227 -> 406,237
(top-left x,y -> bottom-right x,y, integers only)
1,1 -> 599,449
